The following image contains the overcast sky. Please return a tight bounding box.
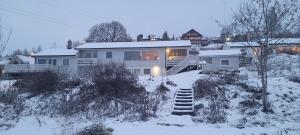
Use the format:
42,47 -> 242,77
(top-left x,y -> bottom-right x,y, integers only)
0,0 -> 240,55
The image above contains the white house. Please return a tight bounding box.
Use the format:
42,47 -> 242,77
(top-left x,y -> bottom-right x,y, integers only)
4,40 -> 199,76
75,40 -> 196,76
199,49 -> 241,73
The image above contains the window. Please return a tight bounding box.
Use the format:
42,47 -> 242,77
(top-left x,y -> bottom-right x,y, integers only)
124,51 -> 140,61
203,57 -> 212,64
84,53 -> 92,58
92,52 -> 97,58
63,59 -> 70,65
168,49 -> 187,57
144,69 -> 151,75
133,69 -> 141,74
142,51 -> 159,60
106,52 -> 112,58
52,59 -> 57,65
37,59 -> 47,64
221,59 -> 230,66
48,59 -> 52,64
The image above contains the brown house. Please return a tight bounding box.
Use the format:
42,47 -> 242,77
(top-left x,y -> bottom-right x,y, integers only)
181,29 -> 203,44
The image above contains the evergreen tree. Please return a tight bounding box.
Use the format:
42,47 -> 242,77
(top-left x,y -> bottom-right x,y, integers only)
162,31 -> 170,41
67,40 -> 72,49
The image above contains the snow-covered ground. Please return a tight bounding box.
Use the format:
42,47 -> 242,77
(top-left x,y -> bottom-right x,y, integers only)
1,54 -> 299,135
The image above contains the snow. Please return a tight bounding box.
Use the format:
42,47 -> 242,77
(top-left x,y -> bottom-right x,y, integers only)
76,40 -> 191,49
32,49 -> 78,56
15,55 -> 35,64
1,54 -> 300,135
199,49 -> 241,56
227,38 -> 300,48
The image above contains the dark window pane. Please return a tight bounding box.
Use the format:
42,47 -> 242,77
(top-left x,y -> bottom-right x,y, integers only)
124,51 -> 140,60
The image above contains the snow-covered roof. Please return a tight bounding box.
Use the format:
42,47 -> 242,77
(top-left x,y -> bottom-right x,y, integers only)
16,55 -> 35,64
199,49 -> 241,57
33,49 -> 78,56
227,38 -> 300,48
76,40 -> 191,49
0,59 -> 10,65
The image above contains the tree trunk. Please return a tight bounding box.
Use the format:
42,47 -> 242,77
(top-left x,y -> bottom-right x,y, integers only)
260,45 -> 270,112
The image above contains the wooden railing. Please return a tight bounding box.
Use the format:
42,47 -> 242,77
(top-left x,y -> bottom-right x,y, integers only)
4,64 -> 52,73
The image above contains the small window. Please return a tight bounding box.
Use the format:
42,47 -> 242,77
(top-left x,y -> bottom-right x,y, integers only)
63,59 -> 70,65
133,69 -> 141,74
144,69 -> 151,75
203,57 -> 212,64
37,59 -> 47,64
52,59 -> 57,65
106,52 -> 112,58
221,59 -> 230,66
92,52 -> 97,58
85,53 -> 92,58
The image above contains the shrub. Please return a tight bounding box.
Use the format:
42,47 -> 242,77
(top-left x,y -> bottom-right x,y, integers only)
207,87 -> 227,124
69,62 -> 158,120
14,71 -> 59,95
90,63 -> 144,100
76,124 -> 113,135
0,87 -> 25,130
193,78 -> 222,99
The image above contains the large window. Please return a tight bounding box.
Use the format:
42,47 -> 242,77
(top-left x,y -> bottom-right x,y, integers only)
220,59 -> 230,66
142,51 -> 159,60
37,59 -> 47,64
169,49 -> 187,57
203,57 -> 212,64
124,51 -> 141,61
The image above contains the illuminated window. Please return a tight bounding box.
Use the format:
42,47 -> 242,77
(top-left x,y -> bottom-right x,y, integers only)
142,51 -> 159,60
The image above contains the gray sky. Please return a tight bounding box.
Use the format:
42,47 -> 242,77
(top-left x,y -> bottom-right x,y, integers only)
0,0 -> 240,55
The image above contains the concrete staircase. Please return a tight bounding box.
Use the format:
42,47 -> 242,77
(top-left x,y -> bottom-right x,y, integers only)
171,88 -> 194,115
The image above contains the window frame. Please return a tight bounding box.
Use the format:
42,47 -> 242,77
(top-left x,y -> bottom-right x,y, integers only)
220,59 -> 230,66
144,69 -> 151,75
37,58 -> 47,64
63,59 -> 70,65
106,51 -> 113,59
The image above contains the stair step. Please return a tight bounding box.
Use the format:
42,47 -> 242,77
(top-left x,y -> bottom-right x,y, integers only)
177,91 -> 192,93
175,100 -> 193,103
180,88 -> 192,91
176,96 -> 193,99
177,93 -> 192,96
174,107 -> 193,110
175,103 -> 193,106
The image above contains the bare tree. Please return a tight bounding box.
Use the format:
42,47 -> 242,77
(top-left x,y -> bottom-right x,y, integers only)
233,0 -> 300,112
86,21 -> 132,42
0,20 -> 12,56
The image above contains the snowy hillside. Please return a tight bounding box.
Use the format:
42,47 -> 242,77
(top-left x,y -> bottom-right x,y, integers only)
1,54 -> 300,135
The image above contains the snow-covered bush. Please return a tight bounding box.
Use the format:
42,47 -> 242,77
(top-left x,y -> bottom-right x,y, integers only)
14,71 -> 59,96
193,78 -> 221,99
55,62 -> 159,120
0,87 -> 25,130
207,87 -> 228,124
75,124 -> 113,135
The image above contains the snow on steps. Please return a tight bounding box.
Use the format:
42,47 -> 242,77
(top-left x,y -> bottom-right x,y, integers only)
172,88 -> 194,115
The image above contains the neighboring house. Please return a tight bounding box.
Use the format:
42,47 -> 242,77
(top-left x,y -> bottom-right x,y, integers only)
181,29 -> 203,51
227,38 -> 300,56
9,55 -> 35,64
0,57 -> 11,75
33,49 -> 78,76
76,40 -> 195,76
199,49 -> 241,73
4,49 -> 78,76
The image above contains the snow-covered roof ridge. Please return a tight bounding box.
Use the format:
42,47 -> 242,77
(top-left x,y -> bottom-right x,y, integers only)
33,49 -> 78,56
76,40 -> 191,49
16,55 -> 35,64
199,49 -> 241,57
